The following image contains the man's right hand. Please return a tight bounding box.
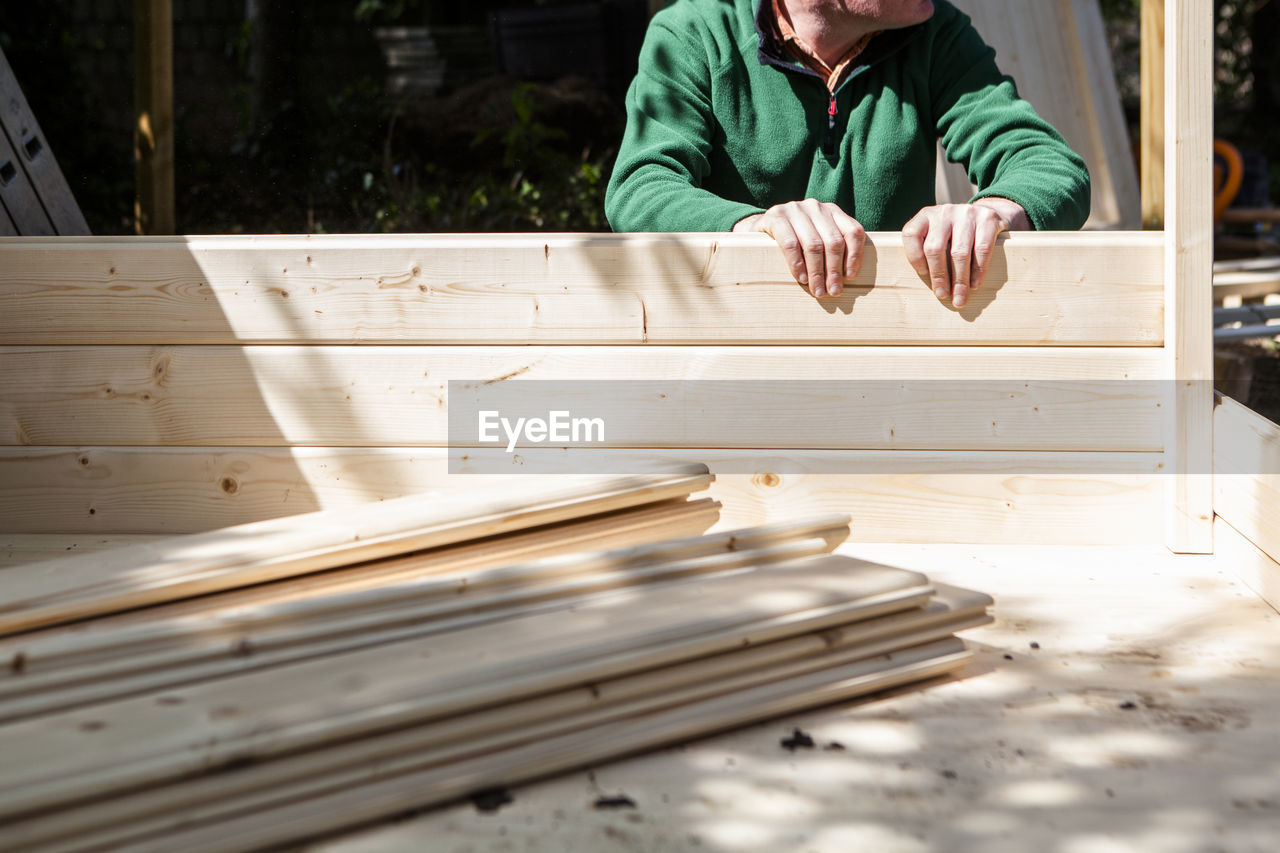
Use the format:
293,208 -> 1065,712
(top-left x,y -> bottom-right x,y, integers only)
733,200 -> 866,298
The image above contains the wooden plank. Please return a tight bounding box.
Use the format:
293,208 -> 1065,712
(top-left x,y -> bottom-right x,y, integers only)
36,605 -> 984,847
0,555 -> 934,818
1214,516 -> 1280,614
139,645 -> 970,853
0,346 -> 1167,448
0,535 -> 165,568
1163,0 -> 1214,552
0,115 -> 54,235
0,447 -> 1166,543
1213,395 -> 1280,567
133,0 -> 174,235
8,634 -> 976,851
0,468 -> 712,635
273,542 -> 1280,853
0,514 -> 842,722
0,536 -> 838,722
1213,269 -> 1280,302
2,497 -> 738,652
1142,0 -> 1165,228
0,233 -> 1165,345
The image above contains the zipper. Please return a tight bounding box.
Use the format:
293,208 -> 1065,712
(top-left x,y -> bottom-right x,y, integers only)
823,91 -> 838,156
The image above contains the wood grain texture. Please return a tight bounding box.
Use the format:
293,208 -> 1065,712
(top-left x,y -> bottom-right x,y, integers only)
0,532 -> 840,723
0,554 -> 933,819
0,468 -> 712,635
1213,395 -> 1280,567
0,510 -> 829,681
0,535 -> 165,568
1163,0 -> 1214,552
1142,0 -> 1165,227
0,345 -> 1166,448
9,636 -> 974,851
0,447 -> 1165,543
0,232 -> 1164,345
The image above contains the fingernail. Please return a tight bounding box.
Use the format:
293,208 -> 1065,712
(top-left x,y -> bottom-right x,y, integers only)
828,282 -> 842,296
814,285 -> 827,298
954,294 -> 967,307
846,265 -> 857,278
934,287 -> 949,300
797,273 -> 808,285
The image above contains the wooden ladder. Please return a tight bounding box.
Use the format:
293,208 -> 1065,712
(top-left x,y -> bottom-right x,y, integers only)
0,46 -> 89,236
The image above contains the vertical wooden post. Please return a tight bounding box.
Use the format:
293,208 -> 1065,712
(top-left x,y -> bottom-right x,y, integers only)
1141,0 -> 1164,228
1164,0 -> 1213,553
134,0 -> 174,235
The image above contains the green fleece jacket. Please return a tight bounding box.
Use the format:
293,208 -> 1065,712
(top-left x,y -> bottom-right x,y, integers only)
605,0 -> 1090,232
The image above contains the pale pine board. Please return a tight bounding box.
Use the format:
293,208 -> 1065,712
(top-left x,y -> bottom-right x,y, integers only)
0,536 -> 837,722
0,469 -> 712,635
1213,395 -> 1280,567
1163,0 -> 1214,553
0,447 -> 1165,543
0,555 -> 933,818
1214,516 -> 1280,615
0,345 -> 1165,447
0,233 -> 1163,345
9,637 -> 974,852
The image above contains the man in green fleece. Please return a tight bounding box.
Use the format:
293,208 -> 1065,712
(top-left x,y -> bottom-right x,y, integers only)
604,0 -> 1090,308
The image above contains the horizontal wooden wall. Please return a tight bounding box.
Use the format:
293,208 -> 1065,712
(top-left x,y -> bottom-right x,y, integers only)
0,346 -> 1163,448
0,233 -> 1168,544
0,233 -> 1163,345
0,448 -> 1164,541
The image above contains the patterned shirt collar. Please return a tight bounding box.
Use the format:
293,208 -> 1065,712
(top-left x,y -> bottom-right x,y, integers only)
769,0 -> 879,92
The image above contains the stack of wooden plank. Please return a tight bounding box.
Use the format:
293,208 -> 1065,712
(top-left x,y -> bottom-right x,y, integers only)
0,466 -> 991,851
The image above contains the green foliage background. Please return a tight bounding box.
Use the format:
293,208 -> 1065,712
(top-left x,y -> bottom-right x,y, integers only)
1,1 -> 1274,235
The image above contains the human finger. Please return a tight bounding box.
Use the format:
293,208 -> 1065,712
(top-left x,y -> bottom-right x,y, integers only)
757,210 -> 810,291
921,210 -> 953,301
831,207 -> 866,284
805,201 -> 849,297
781,203 -> 830,297
902,210 -> 931,281
948,208 -> 976,308
971,211 -> 1005,292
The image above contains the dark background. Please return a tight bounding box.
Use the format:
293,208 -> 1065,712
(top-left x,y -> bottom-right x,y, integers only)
1,0 -> 1277,236
0,0 -> 648,234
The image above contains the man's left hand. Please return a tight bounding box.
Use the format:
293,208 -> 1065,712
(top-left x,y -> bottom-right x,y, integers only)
901,199 -> 1030,308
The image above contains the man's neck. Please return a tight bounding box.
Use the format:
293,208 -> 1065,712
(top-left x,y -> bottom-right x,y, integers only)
778,0 -> 878,68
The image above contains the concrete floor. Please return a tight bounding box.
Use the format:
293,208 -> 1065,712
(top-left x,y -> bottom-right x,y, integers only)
313,533 -> 1280,853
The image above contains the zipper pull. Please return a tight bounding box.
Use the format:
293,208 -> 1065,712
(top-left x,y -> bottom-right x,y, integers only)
823,92 -> 838,156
